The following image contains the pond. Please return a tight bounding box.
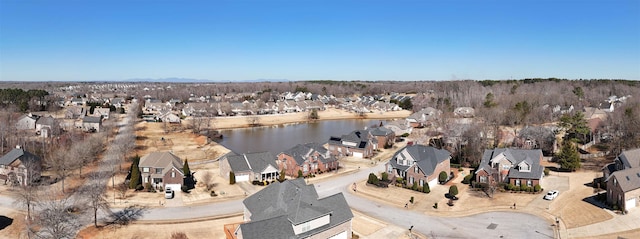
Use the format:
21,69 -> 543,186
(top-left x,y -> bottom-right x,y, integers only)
217,119 -> 393,154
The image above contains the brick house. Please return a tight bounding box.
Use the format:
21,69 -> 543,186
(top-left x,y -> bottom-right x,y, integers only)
475,148 -> 544,188
327,129 -> 377,158
277,143 -> 339,177
369,127 -> 395,149
231,178 -> 353,239
386,144 -> 451,188
220,152 -> 280,182
603,149 -> 640,211
0,146 -> 42,186
139,151 -> 185,191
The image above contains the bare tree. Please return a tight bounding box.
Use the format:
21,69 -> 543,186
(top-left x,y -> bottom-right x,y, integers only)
246,115 -> 260,127
201,171 -> 213,191
47,147 -> 74,194
33,189 -> 80,239
81,172 -> 111,227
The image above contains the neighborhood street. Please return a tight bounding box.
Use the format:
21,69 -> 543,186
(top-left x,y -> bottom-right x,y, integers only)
132,163 -> 554,238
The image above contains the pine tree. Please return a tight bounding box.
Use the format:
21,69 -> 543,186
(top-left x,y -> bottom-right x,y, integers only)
129,155 -> 141,189
558,140 -> 581,171
229,171 -> 236,185
279,169 -> 286,182
183,159 -> 191,177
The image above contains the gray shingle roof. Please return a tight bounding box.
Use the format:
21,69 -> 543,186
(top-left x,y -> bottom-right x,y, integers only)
388,145 -> 451,176
370,127 -> 393,136
619,148 -> 640,169
83,116 -> 102,123
240,178 -> 353,239
226,152 -> 277,174
328,129 -> 377,149
139,151 -> 184,176
280,143 -> 331,166
0,148 -> 41,166
609,167 -> 640,192
35,116 -> 55,126
476,148 -> 543,180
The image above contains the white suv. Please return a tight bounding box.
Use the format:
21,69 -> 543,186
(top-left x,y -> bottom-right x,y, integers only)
544,190 -> 559,200
165,188 -> 174,199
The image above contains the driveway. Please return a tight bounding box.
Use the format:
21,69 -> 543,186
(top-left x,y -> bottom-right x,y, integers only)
529,175 -> 570,211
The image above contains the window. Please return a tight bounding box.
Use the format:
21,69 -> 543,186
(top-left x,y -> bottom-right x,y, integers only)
143,177 -> 148,183
155,168 -> 162,174
171,171 -> 176,178
142,167 -> 149,173
303,164 -> 308,172
527,180 -> 532,187
515,180 -> 521,186
480,176 -> 487,183
614,178 -> 617,186
409,177 -> 414,185
301,222 -> 311,233
414,166 -> 419,173
419,179 -> 424,187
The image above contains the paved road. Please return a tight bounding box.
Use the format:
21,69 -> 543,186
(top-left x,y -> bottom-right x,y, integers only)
133,164 -> 553,238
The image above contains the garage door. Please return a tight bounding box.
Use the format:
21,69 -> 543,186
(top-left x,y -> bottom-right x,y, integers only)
328,231 -> 347,239
235,174 -> 250,182
428,178 -> 438,188
353,152 -> 363,158
165,184 -> 181,192
626,198 -> 636,211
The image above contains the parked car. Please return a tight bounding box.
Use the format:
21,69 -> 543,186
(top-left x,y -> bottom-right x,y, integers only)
165,188 -> 174,199
544,190 -> 559,200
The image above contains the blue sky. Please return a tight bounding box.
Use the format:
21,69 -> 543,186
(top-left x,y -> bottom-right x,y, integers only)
0,0 -> 638,82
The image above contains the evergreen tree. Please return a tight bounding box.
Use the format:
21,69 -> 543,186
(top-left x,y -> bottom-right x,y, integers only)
129,155 -> 141,189
449,185 -> 458,197
229,171 -> 236,185
298,169 -> 304,178
557,140 -> 581,171
279,169 -> 286,182
438,171 -> 448,184
183,159 -> 191,177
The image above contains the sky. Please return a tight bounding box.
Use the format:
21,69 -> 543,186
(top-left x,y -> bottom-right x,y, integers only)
0,0 -> 638,82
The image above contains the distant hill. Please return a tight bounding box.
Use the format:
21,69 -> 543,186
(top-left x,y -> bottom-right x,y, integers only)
122,78 -> 291,83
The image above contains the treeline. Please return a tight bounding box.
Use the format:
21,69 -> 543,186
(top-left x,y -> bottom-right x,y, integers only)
0,88 -> 49,112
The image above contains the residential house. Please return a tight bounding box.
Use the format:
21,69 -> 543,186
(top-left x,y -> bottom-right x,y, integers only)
139,151 -> 185,191
65,106 -> 86,119
277,143 -> 339,177
453,107 -> 475,118
406,107 -> 440,128
159,111 -> 181,123
327,129 -> 377,158
386,144 -> 451,188
603,148 -> 640,179
93,107 -> 110,119
603,147 -> 640,211
383,119 -> 412,136
82,116 -> 102,132
35,116 -> 57,138
231,178 -> 353,239
0,146 -> 42,186
475,148 -> 544,187
15,113 -> 38,130
513,126 -> 557,154
606,166 -> 640,211
220,152 -> 279,182
369,127 -> 395,149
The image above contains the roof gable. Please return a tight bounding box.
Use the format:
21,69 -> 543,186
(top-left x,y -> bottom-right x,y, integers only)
610,167 -> 640,192
0,148 -> 42,166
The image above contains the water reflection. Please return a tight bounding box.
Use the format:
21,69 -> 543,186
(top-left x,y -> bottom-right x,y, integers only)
218,119 -> 390,154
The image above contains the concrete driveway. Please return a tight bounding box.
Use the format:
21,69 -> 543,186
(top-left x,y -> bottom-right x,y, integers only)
529,175 -> 570,210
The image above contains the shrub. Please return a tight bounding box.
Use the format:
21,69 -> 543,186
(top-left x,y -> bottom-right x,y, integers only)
229,172 -> 236,185
297,170 -> 304,178
433,202 -> 438,209
145,182 -> 154,192
410,196 -> 414,204
439,171 -> 448,184
381,172 -> 389,182
367,173 -> 379,184
520,184 -> 528,191
279,169 -> 286,182
417,186 -> 423,192
462,174 -> 473,184
544,168 -> 550,176
534,184 -> 542,192
401,133 -> 410,137
135,184 -> 144,191
210,190 -> 217,197
181,185 -> 189,192
396,178 -> 404,185
449,185 -> 458,197
412,182 -> 418,191
423,183 -> 430,193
